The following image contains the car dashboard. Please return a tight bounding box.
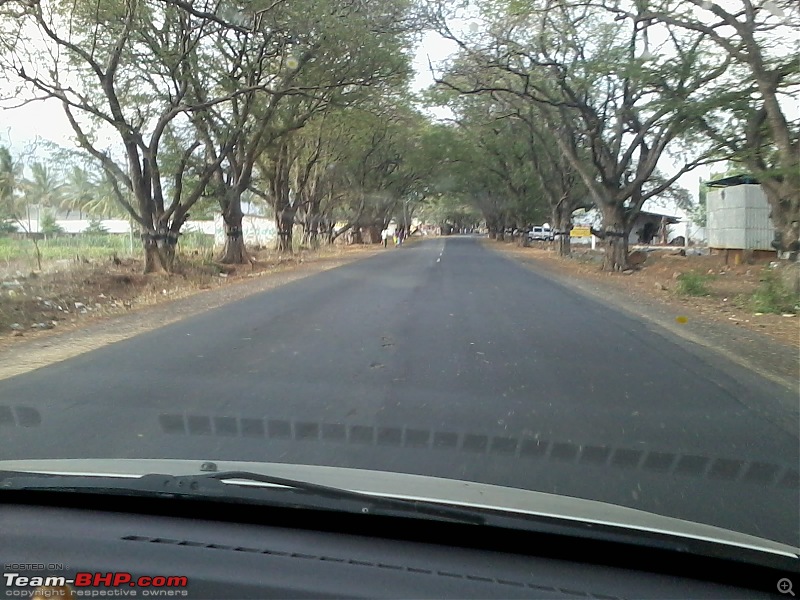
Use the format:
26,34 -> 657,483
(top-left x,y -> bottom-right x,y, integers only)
1,491 -> 795,599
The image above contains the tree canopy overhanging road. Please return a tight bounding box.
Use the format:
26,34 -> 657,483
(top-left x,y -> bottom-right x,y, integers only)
0,0 -> 798,271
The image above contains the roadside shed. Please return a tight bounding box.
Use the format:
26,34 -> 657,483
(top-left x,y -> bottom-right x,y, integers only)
705,175 -> 776,262
629,210 -> 681,245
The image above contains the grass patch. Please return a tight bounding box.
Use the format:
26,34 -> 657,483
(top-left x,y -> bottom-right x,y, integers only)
675,271 -> 714,296
0,234 -> 132,263
1,233 -> 215,272
751,269 -> 799,314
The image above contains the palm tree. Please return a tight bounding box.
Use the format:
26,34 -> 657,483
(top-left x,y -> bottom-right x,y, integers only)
81,176 -> 129,218
0,147 -> 17,220
61,166 -> 97,218
22,162 -> 64,221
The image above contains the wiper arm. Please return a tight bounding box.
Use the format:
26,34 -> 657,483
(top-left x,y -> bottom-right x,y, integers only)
0,469 -> 486,526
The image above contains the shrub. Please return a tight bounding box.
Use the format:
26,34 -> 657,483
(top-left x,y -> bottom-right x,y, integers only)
751,269 -> 799,314
676,271 -> 713,296
0,220 -> 17,234
84,217 -> 109,235
40,212 -> 63,235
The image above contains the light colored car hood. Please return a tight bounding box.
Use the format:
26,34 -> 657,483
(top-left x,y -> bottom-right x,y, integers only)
1,457 -> 798,560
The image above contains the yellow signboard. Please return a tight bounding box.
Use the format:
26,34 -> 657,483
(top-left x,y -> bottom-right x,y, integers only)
570,226 -> 592,238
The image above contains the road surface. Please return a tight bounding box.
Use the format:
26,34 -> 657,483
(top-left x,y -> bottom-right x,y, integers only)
1,236 -> 797,546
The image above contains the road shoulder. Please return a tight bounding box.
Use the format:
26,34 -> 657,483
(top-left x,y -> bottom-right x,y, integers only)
484,240 -> 798,394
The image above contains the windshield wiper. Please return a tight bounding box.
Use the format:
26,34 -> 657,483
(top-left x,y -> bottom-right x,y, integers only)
0,469 -> 486,526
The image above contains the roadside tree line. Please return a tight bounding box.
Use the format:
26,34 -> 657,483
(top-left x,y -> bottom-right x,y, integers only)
423,0 -> 799,270
1,0 -> 796,274
0,0 -> 439,272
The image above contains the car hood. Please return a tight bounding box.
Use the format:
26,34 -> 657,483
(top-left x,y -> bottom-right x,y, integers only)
1,457 -> 797,559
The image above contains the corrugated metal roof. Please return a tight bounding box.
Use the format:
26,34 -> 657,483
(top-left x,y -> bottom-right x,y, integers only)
637,210 -> 681,223
706,174 -> 759,187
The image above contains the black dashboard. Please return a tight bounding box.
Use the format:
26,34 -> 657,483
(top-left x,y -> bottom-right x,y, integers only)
1,492 -> 794,599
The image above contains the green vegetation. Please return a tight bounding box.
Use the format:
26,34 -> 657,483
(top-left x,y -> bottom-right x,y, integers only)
84,217 -> 109,235
0,233 -> 214,267
751,270 -> 799,314
39,212 -> 64,235
675,272 -> 714,297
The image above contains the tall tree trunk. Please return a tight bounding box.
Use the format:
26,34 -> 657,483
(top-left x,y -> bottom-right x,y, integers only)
219,215 -> 250,265
269,140 -> 295,254
309,214 -> 321,249
140,224 -> 178,274
161,241 -> 177,272
219,209 -> 249,264
554,206 -> 572,257
303,210 -> 322,249
366,224 -> 382,244
276,208 -> 296,253
143,244 -> 166,274
143,238 -> 170,274
321,219 -> 334,245
761,183 -> 800,260
556,231 -> 571,257
597,204 -> 629,271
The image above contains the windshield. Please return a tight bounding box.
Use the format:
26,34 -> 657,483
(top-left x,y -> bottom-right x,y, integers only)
0,0 -> 797,559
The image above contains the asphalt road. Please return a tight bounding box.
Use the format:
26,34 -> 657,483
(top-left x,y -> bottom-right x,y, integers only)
1,236 -> 797,546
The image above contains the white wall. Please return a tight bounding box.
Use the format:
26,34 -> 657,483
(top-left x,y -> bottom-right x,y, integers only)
184,216 -> 277,247
10,218 -> 132,234
668,220 -> 706,244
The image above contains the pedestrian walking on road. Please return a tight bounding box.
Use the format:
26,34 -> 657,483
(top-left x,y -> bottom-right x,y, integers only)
381,228 -> 389,248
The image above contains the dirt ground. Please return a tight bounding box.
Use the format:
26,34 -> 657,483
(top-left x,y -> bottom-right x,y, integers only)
0,243 -> 383,351
490,240 -> 799,349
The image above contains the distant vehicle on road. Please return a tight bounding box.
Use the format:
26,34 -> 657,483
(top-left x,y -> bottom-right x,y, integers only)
528,226 -> 553,241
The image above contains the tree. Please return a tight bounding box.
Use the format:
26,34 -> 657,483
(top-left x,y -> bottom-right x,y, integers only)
291,112 -> 343,249
188,0 -> 416,259
186,1 -> 317,262
0,147 -> 46,268
418,193 -> 482,235
21,162 -> 63,212
85,216 -> 110,235
61,166 -> 97,218
1,0 -> 251,272
331,104 -> 432,245
439,84 -> 590,253
39,211 -> 64,235
430,0 -> 723,269
0,146 -> 17,224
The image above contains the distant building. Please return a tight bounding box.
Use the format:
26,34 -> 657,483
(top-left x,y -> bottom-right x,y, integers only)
629,210 -> 681,246
184,215 -> 276,247
7,216 -> 132,235
571,204 -> 701,246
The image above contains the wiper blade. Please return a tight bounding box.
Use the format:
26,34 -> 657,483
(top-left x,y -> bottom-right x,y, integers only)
0,469 -> 486,526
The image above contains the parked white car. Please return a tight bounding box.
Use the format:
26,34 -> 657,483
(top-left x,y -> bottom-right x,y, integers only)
528,226 -> 553,241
